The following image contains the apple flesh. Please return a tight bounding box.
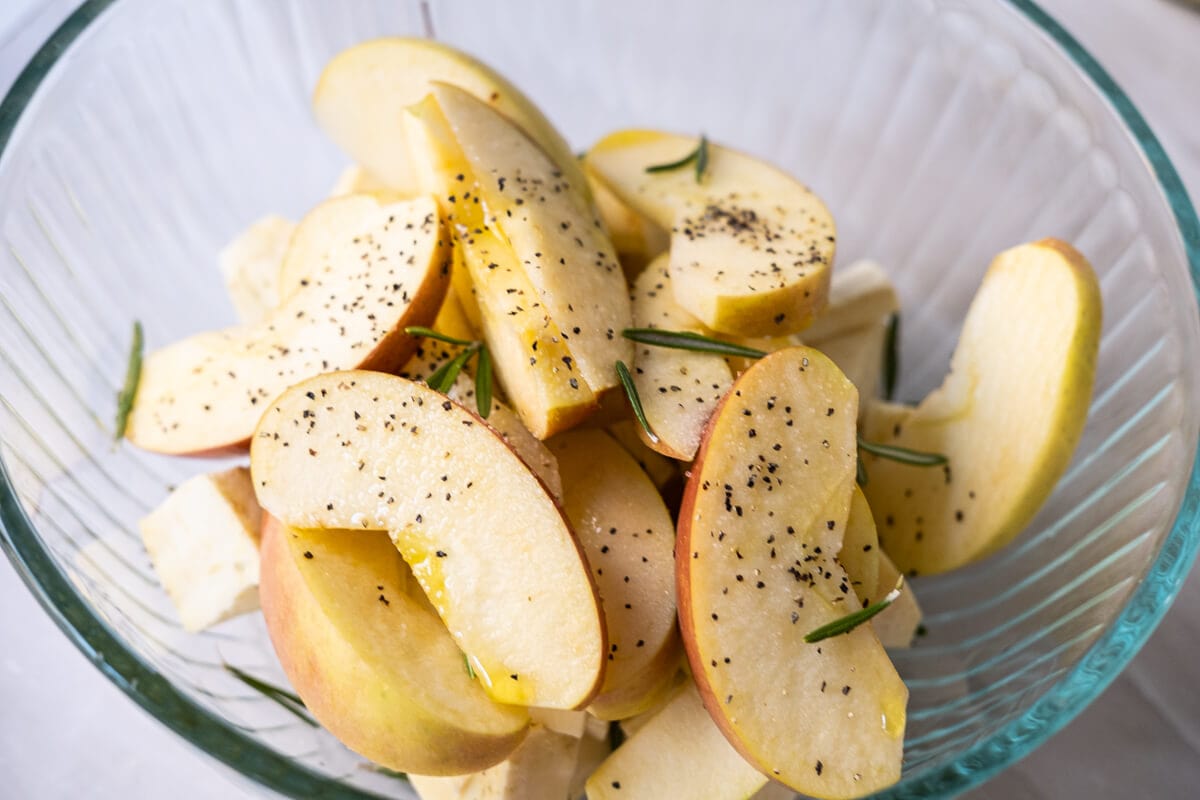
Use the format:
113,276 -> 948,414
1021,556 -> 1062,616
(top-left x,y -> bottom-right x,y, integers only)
862,239 -> 1102,575
127,195 -> 450,455
259,516 -> 528,774
838,486 -> 881,606
409,723 -> 581,800
677,346 -> 906,798
804,260 -> 898,343
870,550 -> 923,649
251,370 -> 605,709
606,420 -> 682,493
218,215 -> 295,324
587,169 -> 669,278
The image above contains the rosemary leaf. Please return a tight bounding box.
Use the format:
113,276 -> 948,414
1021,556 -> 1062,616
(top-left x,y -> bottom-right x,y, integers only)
804,578 -> 904,644
622,328 -> 767,359
616,360 -> 659,444
857,436 -> 948,467
404,325 -> 475,347
474,345 -> 493,419
463,653 -> 477,680
427,345 -> 478,394
883,313 -> 900,400
645,134 -> 709,184
856,452 -> 869,487
362,765 -> 409,781
694,134 -> 709,182
114,321 -> 144,440
224,663 -> 317,727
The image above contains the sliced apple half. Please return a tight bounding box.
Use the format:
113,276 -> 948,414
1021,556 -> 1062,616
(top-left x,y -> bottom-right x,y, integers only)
548,429 -> 681,720
259,516 -> 528,774
251,371 -> 605,709
313,38 -> 585,197
862,239 -> 1102,575
127,195 -> 450,456
586,130 -> 835,336
677,346 -> 906,798
630,255 -> 735,460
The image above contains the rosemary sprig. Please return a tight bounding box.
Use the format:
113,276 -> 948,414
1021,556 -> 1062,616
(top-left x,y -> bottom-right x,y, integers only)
856,452 -> 869,487
404,325 -> 474,347
622,328 -> 767,359
406,329 -> 494,419
857,436 -> 947,467
474,344 -> 493,418
616,360 -> 659,443
804,578 -> 904,644
645,135 -> 709,183
223,663 -> 317,727
463,653 -> 477,680
426,344 -> 478,394
883,313 -> 900,401
114,321 -> 144,440
359,764 -> 410,781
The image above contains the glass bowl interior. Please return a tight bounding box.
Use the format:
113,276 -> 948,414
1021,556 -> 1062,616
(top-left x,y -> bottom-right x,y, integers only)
1,0 -> 1198,798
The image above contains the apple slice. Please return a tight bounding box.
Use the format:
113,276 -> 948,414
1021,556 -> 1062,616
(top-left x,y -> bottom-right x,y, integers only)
586,130 -> 834,336
585,681 -> 769,800
328,164 -> 400,199
607,420 -> 681,492
838,486 -> 881,606
862,239 -> 1102,575
804,260 -> 898,343
677,346 -> 906,798
313,38 -> 584,197
547,430 -> 681,720
815,322 -> 887,410
251,370 -> 605,709
587,170 -> 669,278
218,215 -> 295,324
870,550 -> 923,649
860,400 -> 913,444
127,195 -> 449,456
629,255 -> 735,459
259,516 -> 528,774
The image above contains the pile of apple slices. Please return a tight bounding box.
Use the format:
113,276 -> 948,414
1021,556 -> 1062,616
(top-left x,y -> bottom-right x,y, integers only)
125,36 -> 1102,800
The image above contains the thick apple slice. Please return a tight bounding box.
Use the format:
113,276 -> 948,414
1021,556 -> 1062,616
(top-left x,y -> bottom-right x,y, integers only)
804,260 -> 898,343
127,195 -> 449,455
586,130 -> 834,336
630,255 -> 735,459
862,239 -> 1102,575
677,347 -> 906,798
313,38 -> 584,196
251,371 -> 604,709
586,682 -> 769,800
548,430 -> 681,720
588,170 -> 669,278
259,516 -> 528,774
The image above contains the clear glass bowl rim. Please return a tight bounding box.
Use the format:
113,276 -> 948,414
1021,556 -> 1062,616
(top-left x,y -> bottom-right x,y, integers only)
0,1 -> 1198,797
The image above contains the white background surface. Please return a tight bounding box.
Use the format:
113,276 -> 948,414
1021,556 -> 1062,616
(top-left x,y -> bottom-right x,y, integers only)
2,0 -> 1199,798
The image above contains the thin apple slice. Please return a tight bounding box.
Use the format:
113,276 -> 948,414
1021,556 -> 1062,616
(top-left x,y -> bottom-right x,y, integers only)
251,370 -> 605,709
862,239 -> 1102,575
630,255 -> 735,459
218,215 -> 295,324
259,516 -> 528,774
547,430 -> 681,720
607,420 -> 681,492
804,260 -> 898,343
127,195 -> 450,456
870,550 -> 923,649
313,38 -> 584,196
815,322 -> 887,410
677,346 -> 906,798
586,130 -> 834,336
838,486 -> 881,606
586,681 -> 769,800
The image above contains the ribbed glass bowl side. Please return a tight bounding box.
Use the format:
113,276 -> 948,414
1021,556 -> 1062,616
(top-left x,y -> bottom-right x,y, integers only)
0,1 -> 1197,799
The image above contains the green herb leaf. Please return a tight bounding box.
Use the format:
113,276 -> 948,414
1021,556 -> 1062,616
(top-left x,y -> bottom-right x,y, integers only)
404,325 -> 476,347
645,135 -> 709,183
857,436 -> 948,467
474,345 -> 493,419
608,720 -> 627,753
463,653 -> 477,680
223,663 -> 317,727
114,321 -> 144,440
426,344 -> 478,394
883,313 -> 900,401
804,578 -> 904,644
616,360 -> 659,444
360,764 -> 410,781
856,452 -> 869,487
622,328 -> 768,359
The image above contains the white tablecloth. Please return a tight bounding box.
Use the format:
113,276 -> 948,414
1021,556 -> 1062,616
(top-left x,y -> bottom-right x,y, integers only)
2,0 -> 1199,797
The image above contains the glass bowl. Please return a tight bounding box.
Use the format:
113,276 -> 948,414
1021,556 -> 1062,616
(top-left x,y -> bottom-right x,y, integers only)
1,0 -> 1198,797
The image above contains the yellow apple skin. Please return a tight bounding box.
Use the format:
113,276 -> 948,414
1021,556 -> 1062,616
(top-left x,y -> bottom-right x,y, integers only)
259,516 -> 528,774
863,239 -> 1102,575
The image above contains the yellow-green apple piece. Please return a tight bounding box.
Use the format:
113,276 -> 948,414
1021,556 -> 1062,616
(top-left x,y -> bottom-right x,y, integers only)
548,430 -> 681,720
432,284 -> 476,342
127,195 -> 450,456
218,215 -> 295,324
804,260 -> 898,344
586,130 -> 835,336
586,681 -> 769,800
677,346 -> 906,798
630,255 -> 734,459
138,467 -> 262,632
838,486 -> 881,606
607,420 -> 681,492
587,169 -> 669,279
251,371 -> 605,709
313,38 -> 585,197
869,551 -> 923,649
815,322 -> 887,410
860,400 -> 914,444
862,239 -> 1102,575
259,516 -> 528,774
426,83 -> 632,394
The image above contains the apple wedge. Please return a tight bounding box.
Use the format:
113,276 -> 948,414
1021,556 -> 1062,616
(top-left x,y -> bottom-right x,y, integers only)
313,38 -> 585,196
814,322 -> 888,411
862,239 -> 1102,575
259,516 -> 528,774
127,195 -> 450,455
804,260 -> 898,343
677,346 -> 906,798
586,681 -> 769,800
251,371 -> 605,709
629,255 -> 735,459
588,170 -> 669,278
586,130 -> 834,336
218,215 -> 295,323
607,420 -> 681,492
548,430 -> 681,720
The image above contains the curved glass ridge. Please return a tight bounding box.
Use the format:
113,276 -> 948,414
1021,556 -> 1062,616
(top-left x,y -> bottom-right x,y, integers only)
0,1 -> 1197,799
